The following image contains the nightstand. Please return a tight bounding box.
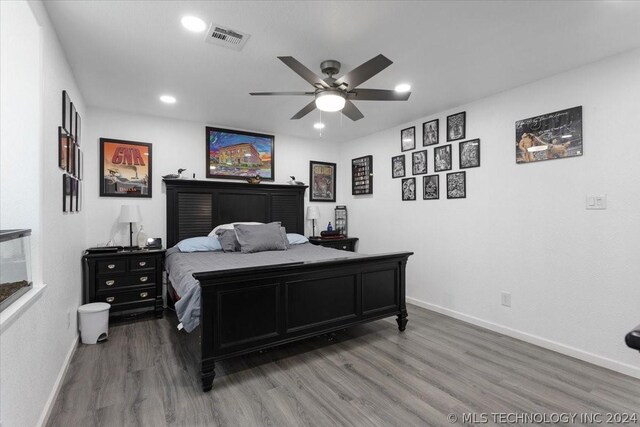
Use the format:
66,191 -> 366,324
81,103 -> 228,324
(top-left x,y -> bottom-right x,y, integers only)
308,237 -> 358,252
82,248 -> 165,320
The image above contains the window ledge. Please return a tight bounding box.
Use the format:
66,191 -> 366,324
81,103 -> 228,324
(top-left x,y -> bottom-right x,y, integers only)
0,283 -> 47,333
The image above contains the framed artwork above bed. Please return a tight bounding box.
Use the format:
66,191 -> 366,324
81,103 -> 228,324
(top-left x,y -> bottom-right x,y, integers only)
206,127 -> 274,181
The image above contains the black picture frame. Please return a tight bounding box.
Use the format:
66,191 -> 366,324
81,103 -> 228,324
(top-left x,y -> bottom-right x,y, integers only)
422,119 -> 439,146
100,138 -> 152,198
401,177 -> 416,201
391,155 -> 406,178
67,141 -> 76,176
459,139 -> 480,169
78,149 -> 83,181
62,91 -> 71,134
352,155 -> 373,195
447,111 -> 466,142
401,126 -> 416,152
412,150 -> 428,175
205,127 -> 275,181
69,102 -> 76,140
309,160 -> 336,202
434,144 -> 452,172
75,111 -> 81,146
446,171 -> 466,199
58,127 -> 70,171
75,180 -> 81,212
423,175 -> 439,200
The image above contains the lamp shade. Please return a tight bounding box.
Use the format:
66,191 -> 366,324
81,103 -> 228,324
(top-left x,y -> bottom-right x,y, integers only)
306,206 -> 320,220
119,205 -> 141,223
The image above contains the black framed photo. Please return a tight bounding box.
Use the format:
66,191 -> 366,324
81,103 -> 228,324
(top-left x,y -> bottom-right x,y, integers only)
423,175 -> 439,200
310,161 -> 336,202
69,102 -> 76,140
77,148 -> 83,180
352,155 -> 373,195
434,144 -> 452,172
391,155 -> 406,178
447,111 -> 466,142
412,150 -> 427,175
75,111 -> 81,146
62,174 -> 69,212
58,127 -> 70,170
422,119 -> 439,146
62,90 -> 71,134
100,138 -> 152,197
75,180 -> 81,212
459,139 -> 480,169
515,106 -> 582,164
67,140 -> 76,176
206,127 -> 274,181
446,171 -> 466,199
401,177 -> 416,201
401,126 -> 416,152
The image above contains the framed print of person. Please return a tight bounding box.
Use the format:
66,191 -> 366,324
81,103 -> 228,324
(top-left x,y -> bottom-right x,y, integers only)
459,139 -> 480,169
309,160 -> 336,202
100,138 -> 152,197
423,175 -> 439,200
434,144 -> 452,172
401,126 -> 416,152
401,177 -> 416,201
412,150 -> 427,175
422,119 -> 439,146
447,112 -> 466,142
391,155 -> 406,178
446,171 -> 466,199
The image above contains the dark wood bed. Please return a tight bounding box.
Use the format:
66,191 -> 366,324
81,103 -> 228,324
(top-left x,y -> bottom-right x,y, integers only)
164,179 -> 412,391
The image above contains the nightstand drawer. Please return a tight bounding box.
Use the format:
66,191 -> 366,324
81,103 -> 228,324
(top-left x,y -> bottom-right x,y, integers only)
97,276 -> 131,290
96,259 -> 126,274
97,287 -> 156,305
129,256 -> 156,271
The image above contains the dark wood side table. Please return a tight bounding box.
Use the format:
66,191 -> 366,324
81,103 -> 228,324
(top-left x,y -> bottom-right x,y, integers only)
82,248 -> 165,320
308,237 -> 358,252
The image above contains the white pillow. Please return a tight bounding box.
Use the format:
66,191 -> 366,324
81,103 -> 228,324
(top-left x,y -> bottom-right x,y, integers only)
287,233 -> 309,245
208,222 -> 263,237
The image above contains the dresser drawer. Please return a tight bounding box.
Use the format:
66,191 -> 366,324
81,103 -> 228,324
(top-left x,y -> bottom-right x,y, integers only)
97,276 -> 131,290
96,259 -> 127,274
97,287 -> 156,306
129,256 -> 156,271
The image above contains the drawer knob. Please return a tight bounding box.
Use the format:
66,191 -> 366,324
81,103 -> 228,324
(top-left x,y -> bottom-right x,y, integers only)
106,280 -> 115,286
140,276 -> 148,282
139,261 -> 146,266
106,297 -> 115,303
140,292 -> 148,298
108,264 -> 115,269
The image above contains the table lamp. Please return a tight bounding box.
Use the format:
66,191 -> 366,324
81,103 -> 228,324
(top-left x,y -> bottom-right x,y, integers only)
306,206 -> 320,238
119,205 -> 141,249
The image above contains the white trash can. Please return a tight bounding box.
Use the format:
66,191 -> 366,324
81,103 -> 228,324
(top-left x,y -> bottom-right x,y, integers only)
78,302 -> 110,344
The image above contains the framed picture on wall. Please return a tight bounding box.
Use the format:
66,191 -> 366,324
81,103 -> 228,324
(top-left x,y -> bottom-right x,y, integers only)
99,138 -> 152,197
309,161 -> 336,202
205,127 -> 274,181
412,150 -> 427,175
58,127 -> 70,170
459,139 -> 480,169
446,171 -> 466,199
401,177 -> 416,201
69,103 -> 76,140
352,155 -> 373,195
62,174 -> 69,212
401,126 -> 416,152
422,119 -> 439,146
67,141 -> 76,176
447,111 -> 466,142
434,144 -> 452,172
423,175 -> 439,200
75,112 -> 81,146
62,91 -> 71,134
391,155 -> 405,178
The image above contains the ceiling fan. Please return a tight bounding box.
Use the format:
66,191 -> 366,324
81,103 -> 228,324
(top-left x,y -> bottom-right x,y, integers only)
250,54 -> 410,121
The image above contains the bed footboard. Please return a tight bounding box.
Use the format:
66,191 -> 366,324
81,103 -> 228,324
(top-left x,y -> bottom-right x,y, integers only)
193,251 -> 412,391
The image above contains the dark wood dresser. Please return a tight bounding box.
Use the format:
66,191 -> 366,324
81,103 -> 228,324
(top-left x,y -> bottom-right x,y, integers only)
82,248 -> 165,320
308,236 -> 358,252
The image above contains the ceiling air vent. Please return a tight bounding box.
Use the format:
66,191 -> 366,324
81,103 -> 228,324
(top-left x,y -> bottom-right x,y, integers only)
206,24 -> 250,51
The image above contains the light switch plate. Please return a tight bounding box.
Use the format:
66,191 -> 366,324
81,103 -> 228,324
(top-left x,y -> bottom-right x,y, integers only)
586,194 -> 607,210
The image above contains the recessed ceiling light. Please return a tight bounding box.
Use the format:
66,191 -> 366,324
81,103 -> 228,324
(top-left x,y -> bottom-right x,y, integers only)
181,16 -> 207,33
313,122 -> 325,130
160,95 -> 176,104
394,83 -> 411,93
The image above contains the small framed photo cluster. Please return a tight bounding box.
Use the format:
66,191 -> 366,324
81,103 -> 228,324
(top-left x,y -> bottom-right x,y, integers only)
352,155 -> 373,195
60,90 -> 82,212
393,110 -> 480,200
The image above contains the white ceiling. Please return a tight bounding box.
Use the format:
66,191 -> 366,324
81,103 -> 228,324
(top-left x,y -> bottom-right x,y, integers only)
44,1 -> 640,142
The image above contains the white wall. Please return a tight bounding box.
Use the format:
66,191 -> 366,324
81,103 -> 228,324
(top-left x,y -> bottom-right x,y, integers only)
83,108 -> 342,247
339,48 -> 640,378
0,1 -> 87,426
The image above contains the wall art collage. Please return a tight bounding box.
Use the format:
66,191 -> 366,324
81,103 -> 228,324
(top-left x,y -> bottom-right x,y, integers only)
393,111 -> 480,200
59,90 -> 83,212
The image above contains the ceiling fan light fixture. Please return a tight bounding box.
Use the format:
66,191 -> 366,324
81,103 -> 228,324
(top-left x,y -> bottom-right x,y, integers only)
394,83 -> 411,93
315,90 -> 346,112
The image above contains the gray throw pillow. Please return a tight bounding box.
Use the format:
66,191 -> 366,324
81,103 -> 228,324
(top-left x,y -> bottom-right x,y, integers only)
234,222 -> 288,253
215,229 -> 240,252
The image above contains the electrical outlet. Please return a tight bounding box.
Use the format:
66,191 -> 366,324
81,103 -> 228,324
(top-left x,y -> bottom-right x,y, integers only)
66,311 -> 71,329
586,194 -> 607,210
501,292 -> 511,307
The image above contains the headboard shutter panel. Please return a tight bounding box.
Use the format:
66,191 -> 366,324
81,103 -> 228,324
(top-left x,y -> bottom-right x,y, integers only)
271,194 -> 301,234
177,192 -> 213,242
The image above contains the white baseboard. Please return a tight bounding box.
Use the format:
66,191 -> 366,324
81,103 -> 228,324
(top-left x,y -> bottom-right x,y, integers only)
37,335 -> 78,427
406,296 -> 640,380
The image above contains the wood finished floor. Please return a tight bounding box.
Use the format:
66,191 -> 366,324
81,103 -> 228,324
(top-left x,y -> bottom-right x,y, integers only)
47,305 -> 640,427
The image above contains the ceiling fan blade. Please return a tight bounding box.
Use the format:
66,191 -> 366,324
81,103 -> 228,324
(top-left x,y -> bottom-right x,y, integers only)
347,89 -> 411,101
278,56 -> 329,88
335,54 -> 393,89
341,100 -> 364,121
291,100 -> 317,120
250,91 -> 315,96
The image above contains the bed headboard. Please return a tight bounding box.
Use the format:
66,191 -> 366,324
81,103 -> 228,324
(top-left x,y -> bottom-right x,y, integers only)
164,179 -> 308,247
